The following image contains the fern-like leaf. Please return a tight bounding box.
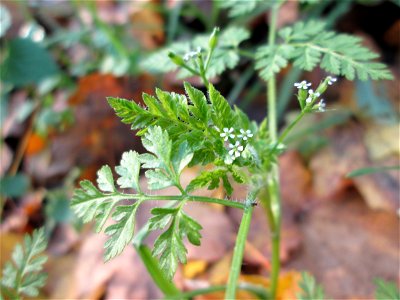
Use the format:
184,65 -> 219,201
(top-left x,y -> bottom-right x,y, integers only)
256,20 -> 393,81
71,151 -> 143,260
218,0 -> 273,18
0,228 -> 47,299
297,272 -> 326,300
374,279 -> 400,300
149,208 -> 202,279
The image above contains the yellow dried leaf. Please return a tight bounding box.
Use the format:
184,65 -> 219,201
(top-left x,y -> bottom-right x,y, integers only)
183,260 -> 208,279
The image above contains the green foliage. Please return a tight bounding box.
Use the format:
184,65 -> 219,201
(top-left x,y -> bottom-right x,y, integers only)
0,173 -> 30,197
149,207 -> 202,279
0,228 -> 48,299
141,27 -> 249,79
108,83 -> 254,168
374,279 -> 400,300
141,126 -> 193,190
1,38 -> 59,87
218,0 -> 270,17
71,151 -> 143,261
297,272 -> 326,300
108,83 -> 257,194
71,132 -> 202,277
256,20 -> 393,81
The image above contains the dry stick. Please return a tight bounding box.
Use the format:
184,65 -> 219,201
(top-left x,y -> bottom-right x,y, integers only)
8,104 -> 40,176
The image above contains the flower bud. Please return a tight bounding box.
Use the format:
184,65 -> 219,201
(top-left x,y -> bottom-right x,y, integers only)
209,27 -> 220,50
316,76 -> 336,95
297,88 -> 308,109
168,52 -> 185,67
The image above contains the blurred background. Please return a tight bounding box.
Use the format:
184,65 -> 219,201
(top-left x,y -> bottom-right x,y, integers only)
0,0 -> 399,299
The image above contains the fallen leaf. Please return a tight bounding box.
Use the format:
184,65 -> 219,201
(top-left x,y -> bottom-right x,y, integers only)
25,132 -> 47,156
279,150 -> 311,209
183,260 -> 208,279
309,122 -> 399,212
129,1 -> 164,50
0,232 -> 24,269
68,229 -> 162,300
364,123 -> 400,160
286,192 -> 399,299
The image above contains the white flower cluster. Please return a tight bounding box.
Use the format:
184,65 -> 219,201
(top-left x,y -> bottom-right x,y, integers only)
294,80 -> 311,90
183,47 -> 202,62
327,76 -> 337,85
216,127 -> 253,161
306,89 -> 320,104
294,77 -> 337,112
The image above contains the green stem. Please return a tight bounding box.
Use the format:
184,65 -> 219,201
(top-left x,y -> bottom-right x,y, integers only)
276,109 -> 306,146
267,179 -> 281,300
266,3 -> 282,300
198,56 -> 210,88
225,204 -> 254,299
107,193 -> 246,210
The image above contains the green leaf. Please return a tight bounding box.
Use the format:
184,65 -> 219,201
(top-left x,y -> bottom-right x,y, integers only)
116,150 -> 142,192
222,174 -> 233,196
184,82 -> 210,124
104,203 -> 141,261
374,279 -> 400,300
255,44 -> 294,81
141,27 -> 249,79
0,173 -> 30,197
256,20 -> 393,81
218,0 -> 269,17
71,162 -> 143,261
145,169 -> 174,190
296,272 -> 326,300
1,38 -> 59,87
179,212 -> 202,246
347,165 -> 400,178
107,97 -> 152,130
172,141 -> 194,174
71,180 -> 118,229
142,126 -> 172,165
0,228 -> 48,298
97,165 -> 116,193
186,169 -> 228,193
150,208 -> 202,279
208,84 -> 236,129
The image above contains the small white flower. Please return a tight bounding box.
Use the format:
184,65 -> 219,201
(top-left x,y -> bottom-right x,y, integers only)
220,127 -> 235,141
306,89 -> 320,104
318,99 -> 326,112
238,129 -> 253,140
228,141 -> 244,158
327,76 -> 337,85
294,80 -> 311,90
183,47 -> 202,62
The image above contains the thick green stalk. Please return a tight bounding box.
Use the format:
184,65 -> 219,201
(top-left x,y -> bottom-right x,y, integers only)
225,204 -> 254,299
266,2 -> 283,300
136,245 -> 180,297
